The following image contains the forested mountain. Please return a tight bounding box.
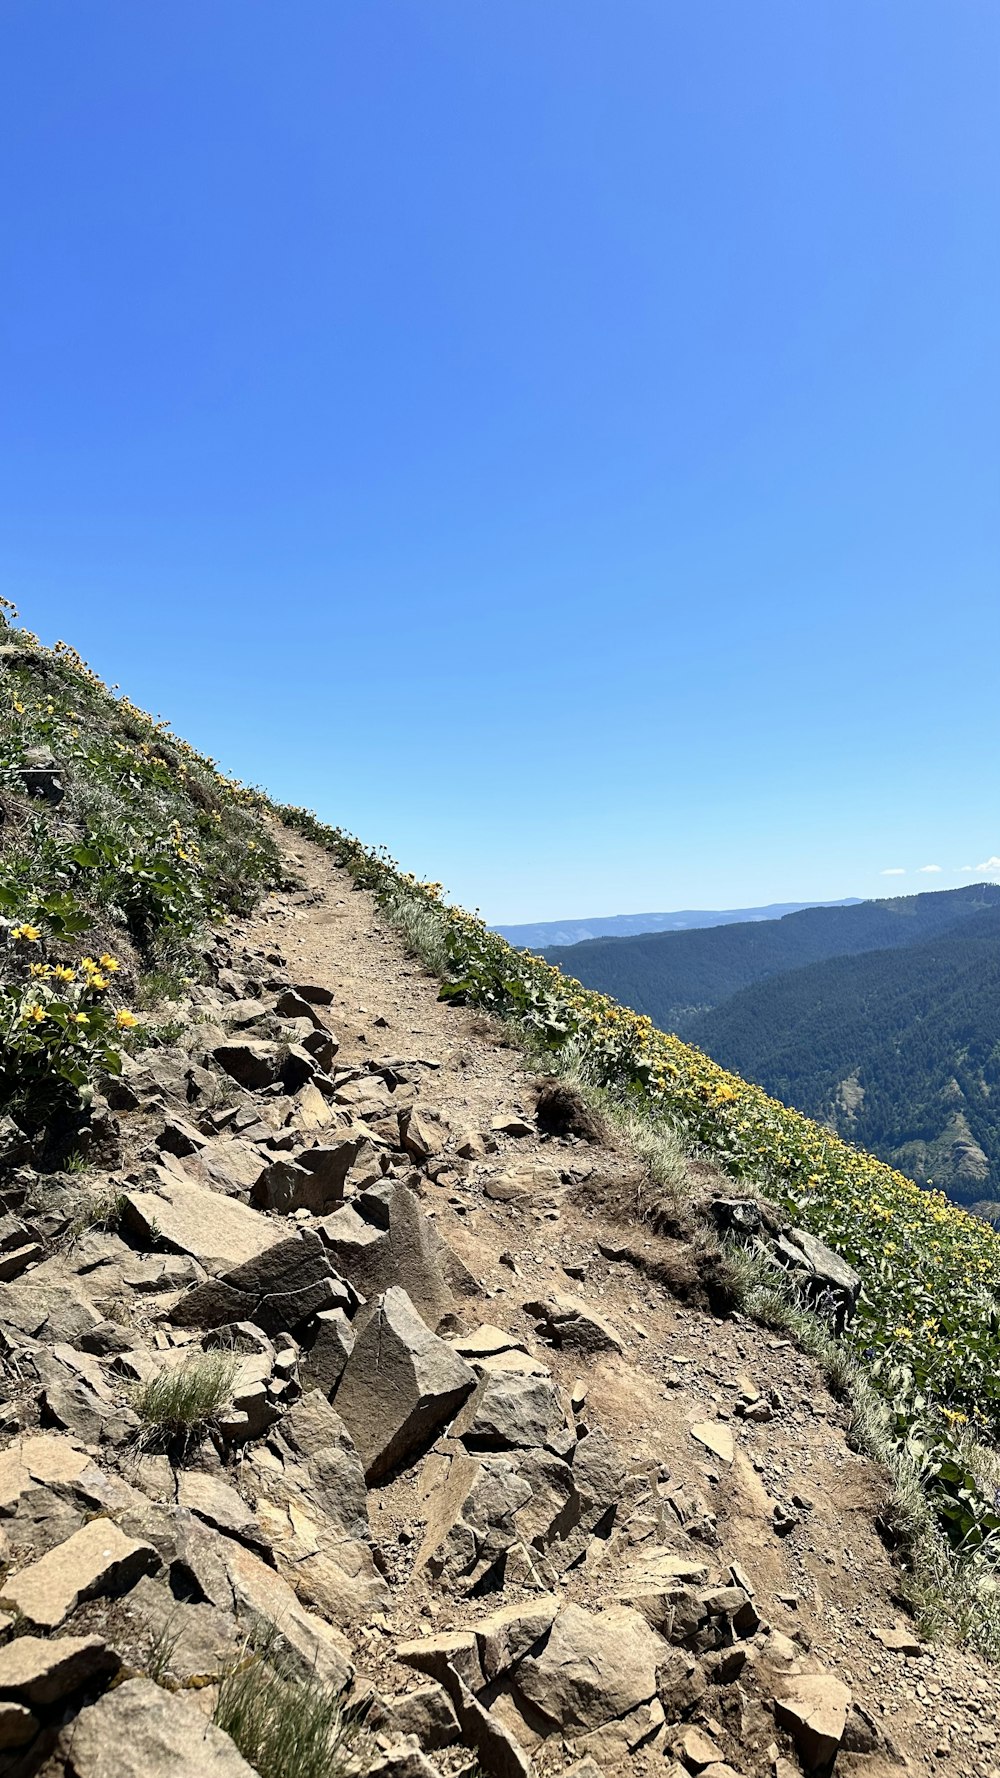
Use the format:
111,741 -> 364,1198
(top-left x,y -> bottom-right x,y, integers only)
495,897 -> 858,949
543,884 -> 1000,1034
689,908 -> 1000,1203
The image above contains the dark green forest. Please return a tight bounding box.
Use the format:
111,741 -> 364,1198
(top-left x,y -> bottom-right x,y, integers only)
689,908 -> 1000,1203
543,883 -> 1000,1033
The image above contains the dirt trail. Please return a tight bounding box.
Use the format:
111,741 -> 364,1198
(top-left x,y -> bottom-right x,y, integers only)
3,827 -> 999,1778
240,829 -> 1000,1778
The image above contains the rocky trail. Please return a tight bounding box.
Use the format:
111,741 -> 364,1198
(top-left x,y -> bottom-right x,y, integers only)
0,827 -> 996,1778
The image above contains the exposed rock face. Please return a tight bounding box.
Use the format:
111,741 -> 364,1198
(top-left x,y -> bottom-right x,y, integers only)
335,1287 -> 476,1480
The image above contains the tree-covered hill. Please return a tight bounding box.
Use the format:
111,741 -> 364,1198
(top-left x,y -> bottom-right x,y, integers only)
689,907 -> 1000,1201
542,883 -> 1000,1033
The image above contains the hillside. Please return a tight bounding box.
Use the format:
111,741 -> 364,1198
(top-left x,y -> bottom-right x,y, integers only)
689,909 -> 1000,1202
495,898 -> 859,950
7,606 -> 1000,1776
541,884 -> 1000,1032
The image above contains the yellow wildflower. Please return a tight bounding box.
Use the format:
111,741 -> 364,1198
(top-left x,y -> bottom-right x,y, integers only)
115,1008 -> 139,1030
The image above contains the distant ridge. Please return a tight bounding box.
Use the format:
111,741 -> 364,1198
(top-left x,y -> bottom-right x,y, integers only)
494,898 -> 861,951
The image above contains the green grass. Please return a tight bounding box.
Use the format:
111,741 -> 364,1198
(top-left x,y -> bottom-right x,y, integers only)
214,1643 -> 362,1778
132,1353 -> 238,1451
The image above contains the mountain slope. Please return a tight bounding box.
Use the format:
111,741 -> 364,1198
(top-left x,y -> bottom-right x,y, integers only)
495,896 -> 859,949
689,908 -> 1000,1201
541,884 -> 1000,1032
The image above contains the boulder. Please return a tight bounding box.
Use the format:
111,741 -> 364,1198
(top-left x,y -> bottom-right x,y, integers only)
387,1683 -> 461,1750
335,1287 -> 476,1480
515,1603 -> 667,1732
170,1227 -> 349,1334
455,1372 -> 568,1451
773,1671 -> 851,1771
122,1175 -> 283,1273
320,1183 -> 458,1330
61,1677 -> 256,1776
524,1292 -> 624,1356
775,1228 -> 861,1329
212,1040 -> 284,1089
0,1633 -> 119,1705
300,1307 -> 355,1394
1,1519 -> 160,1631
18,747 -> 64,803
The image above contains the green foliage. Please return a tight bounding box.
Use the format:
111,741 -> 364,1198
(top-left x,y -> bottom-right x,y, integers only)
214,1641 -> 360,1778
542,883 -> 1000,1034
0,605 -> 284,1139
132,1353 -> 238,1451
690,910 -> 1000,1201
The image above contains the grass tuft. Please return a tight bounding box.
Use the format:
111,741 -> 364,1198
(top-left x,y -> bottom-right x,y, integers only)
132,1352 -> 238,1452
214,1642 -> 362,1778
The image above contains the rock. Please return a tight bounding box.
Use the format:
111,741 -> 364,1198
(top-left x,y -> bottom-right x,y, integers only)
0,1632 -> 119,1704
124,1576 -> 242,1684
872,1623 -> 922,1655
1,1519 -> 160,1631
397,1108 -> 442,1162
446,1672 -> 533,1778
122,1174 -> 284,1273
492,1114 -> 533,1137
170,1227 -> 348,1335
62,1676 -> 256,1775
321,1183 -> 459,1330
449,1325 -> 526,1362
690,1422 -> 735,1464
455,1372 -> 568,1451
474,1596 -> 561,1681
0,1433 -> 91,1512
524,1292 -> 624,1355
0,1241 -> 42,1281
18,746 -> 64,803
212,1039 -> 285,1089
773,1671 -> 851,1771
397,1629 -> 485,1692
676,1724 -> 722,1768
369,1743 -> 441,1778
775,1228 -> 861,1329
211,1532 -> 353,1687
301,1307 -> 356,1393
292,983 -> 335,1007
156,1116 -> 207,1159
336,1288 -> 476,1480
0,1701 -> 38,1748
515,1603 -> 667,1732
388,1683 -> 461,1750
247,1392 -> 386,1624
176,1472 -> 264,1548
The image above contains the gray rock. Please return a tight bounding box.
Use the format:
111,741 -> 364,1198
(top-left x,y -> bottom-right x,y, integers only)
212,1040 -> 284,1089
335,1287 -> 476,1481
776,1227 -> 862,1328
455,1372 -> 569,1452
170,1228 -> 349,1335
515,1603 -> 666,1732
18,747 -> 64,803
523,1292 -> 624,1355
301,1307 -> 355,1394
1,1518 -> 160,1631
0,1633 -> 118,1705
61,1677 -> 256,1776
388,1683 -> 461,1750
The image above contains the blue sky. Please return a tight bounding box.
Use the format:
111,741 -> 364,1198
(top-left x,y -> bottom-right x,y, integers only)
2,2 -> 997,922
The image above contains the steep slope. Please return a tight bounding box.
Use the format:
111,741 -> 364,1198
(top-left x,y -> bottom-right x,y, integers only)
495,898 -> 859,949
690,908 -> 1000,1202
541,884 -> 1000,1033
5,607 -> 1000,1775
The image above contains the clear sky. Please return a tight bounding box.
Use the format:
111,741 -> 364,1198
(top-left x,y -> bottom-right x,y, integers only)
2,3 -> 997,922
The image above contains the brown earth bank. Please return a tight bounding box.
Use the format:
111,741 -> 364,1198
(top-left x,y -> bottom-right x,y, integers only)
0,826 -> 996,1778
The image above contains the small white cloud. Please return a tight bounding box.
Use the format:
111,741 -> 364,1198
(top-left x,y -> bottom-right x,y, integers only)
978,856 -> 1000,873
918,864 -> 943,874
880,867 -> 906,876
